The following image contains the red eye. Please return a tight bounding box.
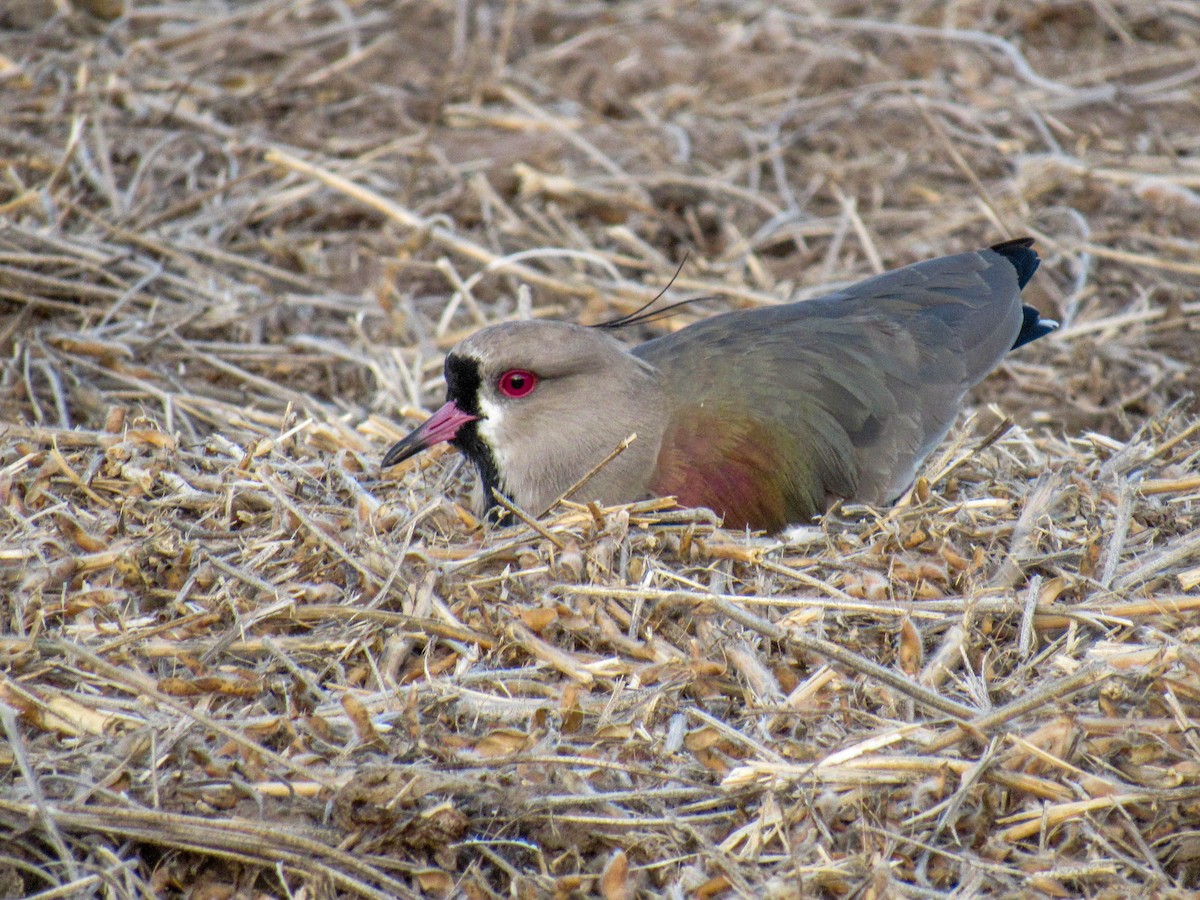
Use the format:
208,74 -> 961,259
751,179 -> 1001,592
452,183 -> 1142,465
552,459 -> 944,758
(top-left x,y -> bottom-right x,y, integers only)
497,369 -> 538,399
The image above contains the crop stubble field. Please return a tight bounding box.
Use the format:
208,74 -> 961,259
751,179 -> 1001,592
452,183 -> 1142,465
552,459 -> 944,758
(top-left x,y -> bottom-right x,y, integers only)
1,1 -> 1199,897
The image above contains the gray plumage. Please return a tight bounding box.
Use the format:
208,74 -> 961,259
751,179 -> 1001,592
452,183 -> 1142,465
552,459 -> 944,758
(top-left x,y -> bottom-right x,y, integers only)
383,238 -> 1055,531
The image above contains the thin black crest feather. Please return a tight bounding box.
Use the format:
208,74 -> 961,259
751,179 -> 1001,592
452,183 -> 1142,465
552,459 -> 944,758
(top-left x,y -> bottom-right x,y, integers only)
595,253 -> 716,329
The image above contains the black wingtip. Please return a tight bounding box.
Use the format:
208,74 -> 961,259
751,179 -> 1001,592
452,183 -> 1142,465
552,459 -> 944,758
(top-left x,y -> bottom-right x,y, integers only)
990,238 -> 1055,348
1013,304 -> 1058,349
989,236 -> 1040,289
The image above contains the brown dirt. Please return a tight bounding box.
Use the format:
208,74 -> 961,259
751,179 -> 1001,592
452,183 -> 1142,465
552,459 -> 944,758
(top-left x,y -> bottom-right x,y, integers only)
2,1 -> 1199,897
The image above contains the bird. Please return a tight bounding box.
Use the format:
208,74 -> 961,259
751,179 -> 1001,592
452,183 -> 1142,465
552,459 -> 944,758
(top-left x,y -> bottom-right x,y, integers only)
383,238 -> 1056,532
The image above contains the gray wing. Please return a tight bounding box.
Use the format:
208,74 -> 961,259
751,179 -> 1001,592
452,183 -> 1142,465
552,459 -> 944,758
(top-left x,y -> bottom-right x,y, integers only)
634,244 -> 1034,513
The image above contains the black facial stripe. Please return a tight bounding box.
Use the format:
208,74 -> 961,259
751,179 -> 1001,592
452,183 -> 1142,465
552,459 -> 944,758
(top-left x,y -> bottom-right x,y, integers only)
444,353 -> 482,416
452,419 -> 503,512
443,352 -> 505,515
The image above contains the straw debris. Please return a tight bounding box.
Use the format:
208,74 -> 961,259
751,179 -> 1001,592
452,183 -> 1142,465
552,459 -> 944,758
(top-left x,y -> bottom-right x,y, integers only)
2,1 -> 1198,896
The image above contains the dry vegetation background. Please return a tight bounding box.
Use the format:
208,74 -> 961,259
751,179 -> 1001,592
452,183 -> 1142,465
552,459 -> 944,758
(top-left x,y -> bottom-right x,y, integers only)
2,0 -> 1200,897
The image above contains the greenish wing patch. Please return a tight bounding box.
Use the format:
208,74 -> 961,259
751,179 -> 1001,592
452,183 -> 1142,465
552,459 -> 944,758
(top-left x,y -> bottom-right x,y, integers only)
650,397 -> 863,531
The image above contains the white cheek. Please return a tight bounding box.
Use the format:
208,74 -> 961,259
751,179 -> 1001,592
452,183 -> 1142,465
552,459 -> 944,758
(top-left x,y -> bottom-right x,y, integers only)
476,395 -> 510,473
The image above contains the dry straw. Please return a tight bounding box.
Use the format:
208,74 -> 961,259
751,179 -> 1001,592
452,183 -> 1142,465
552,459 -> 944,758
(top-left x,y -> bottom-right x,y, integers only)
2,1 -> 1199,897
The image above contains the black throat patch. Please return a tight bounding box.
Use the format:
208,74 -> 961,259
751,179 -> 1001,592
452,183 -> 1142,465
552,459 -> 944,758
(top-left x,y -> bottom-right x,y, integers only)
444,353 -> 504,515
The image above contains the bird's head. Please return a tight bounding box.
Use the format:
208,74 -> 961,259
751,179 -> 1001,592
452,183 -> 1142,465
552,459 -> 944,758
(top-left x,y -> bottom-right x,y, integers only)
383,320 -> 666,516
